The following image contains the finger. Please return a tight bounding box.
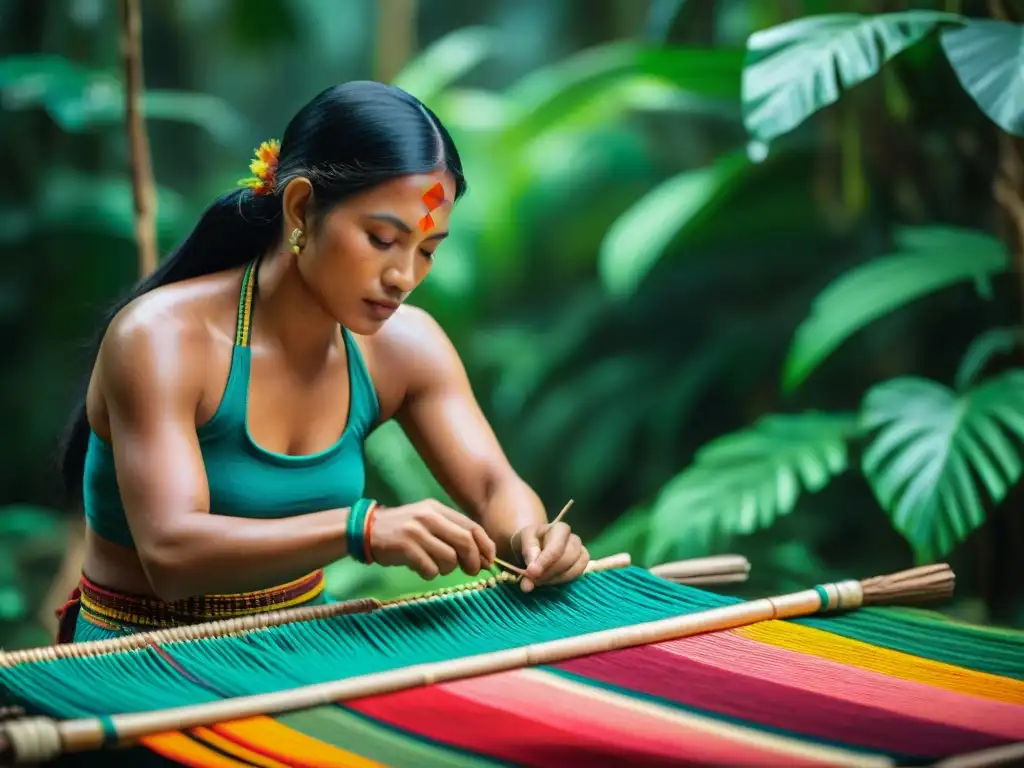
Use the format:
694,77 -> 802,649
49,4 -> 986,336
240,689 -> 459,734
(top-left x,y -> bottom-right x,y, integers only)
517,527 -> 542,568
526,522 -> 571,581
427,502 -> 496,566
408,523 -> 460,576
418,511 -> 483,575
547,544 -> 590,586
535,534 -> 582,585
401,539 -> 440,580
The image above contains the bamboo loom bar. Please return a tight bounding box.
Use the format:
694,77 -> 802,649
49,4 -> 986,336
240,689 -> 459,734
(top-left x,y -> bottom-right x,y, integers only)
0,552 -> 748,667
0,563 -> 953,765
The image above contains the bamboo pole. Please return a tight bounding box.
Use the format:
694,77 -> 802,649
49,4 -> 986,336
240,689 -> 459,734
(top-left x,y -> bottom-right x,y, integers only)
40,0 -> 160,640
0,563 -> 953,765
119,0 -> 158,276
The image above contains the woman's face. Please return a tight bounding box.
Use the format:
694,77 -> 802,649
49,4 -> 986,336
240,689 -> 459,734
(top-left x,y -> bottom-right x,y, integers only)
298,170 -> 455,335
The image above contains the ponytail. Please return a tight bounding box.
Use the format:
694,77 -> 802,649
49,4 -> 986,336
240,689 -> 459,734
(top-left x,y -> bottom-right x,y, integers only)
57,188 -> 280,504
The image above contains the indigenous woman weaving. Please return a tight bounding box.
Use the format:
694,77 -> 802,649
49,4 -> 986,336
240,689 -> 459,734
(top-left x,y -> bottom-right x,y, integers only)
54,81 -> 589,644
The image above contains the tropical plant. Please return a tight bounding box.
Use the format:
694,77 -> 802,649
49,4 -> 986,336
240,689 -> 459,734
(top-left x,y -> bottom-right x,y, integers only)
588,10 -> 1024,569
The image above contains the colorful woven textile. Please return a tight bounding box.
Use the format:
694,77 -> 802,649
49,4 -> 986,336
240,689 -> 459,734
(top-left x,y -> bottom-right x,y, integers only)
2,567 -> 1021,767
138,617 -> 1024,767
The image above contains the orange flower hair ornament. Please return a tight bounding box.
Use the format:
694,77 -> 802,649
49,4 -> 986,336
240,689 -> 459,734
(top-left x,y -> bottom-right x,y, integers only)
238,139 -> 280,196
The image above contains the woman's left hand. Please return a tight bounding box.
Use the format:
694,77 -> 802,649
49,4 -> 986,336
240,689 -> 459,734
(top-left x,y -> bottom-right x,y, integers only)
513,522 -> 590,592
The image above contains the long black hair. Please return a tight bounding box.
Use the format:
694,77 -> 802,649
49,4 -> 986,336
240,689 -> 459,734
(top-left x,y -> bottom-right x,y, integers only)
57,80 -> 467,504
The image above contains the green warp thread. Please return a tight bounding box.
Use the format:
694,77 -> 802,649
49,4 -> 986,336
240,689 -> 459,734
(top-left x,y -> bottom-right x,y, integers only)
0,567 -> 1021,719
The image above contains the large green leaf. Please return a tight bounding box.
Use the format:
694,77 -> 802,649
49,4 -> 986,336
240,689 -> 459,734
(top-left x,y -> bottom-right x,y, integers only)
783,227 -> 1010,392
861,371 -> 1024,562
941,19 -> 1024,138
0,55 -> 246,142
955,326 -> 1023,392
502,43 -> 743,149
391,27 -> 495,106
646,412 -> 858,563
742,11 -> 962,145
598,152 -> 750,297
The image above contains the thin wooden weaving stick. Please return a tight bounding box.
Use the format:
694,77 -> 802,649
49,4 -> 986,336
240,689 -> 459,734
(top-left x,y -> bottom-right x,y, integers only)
0,562 -> 955,765
493,498 -> 575,576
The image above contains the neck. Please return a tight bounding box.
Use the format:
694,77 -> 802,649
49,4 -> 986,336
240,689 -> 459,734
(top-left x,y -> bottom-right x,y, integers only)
249,252 -> 339,364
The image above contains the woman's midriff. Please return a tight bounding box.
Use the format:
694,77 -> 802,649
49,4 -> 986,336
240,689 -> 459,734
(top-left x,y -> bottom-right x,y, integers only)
82,525 -> 158,597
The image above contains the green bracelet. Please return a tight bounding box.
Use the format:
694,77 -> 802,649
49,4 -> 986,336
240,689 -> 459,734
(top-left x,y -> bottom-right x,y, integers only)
347,497 -> 376,563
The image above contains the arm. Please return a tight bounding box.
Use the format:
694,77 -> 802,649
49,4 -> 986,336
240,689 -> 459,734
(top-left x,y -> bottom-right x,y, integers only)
386,308 -> 543,557
386,308 -> 588,586
99,313 -> 353,601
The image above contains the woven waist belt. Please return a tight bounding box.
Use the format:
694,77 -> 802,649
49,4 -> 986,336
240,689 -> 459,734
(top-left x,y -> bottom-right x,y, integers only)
76,569 -> 326,630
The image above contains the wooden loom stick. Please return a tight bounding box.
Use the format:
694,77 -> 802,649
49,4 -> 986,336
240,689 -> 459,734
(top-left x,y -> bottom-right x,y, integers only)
551,498 -> 574,525
0,563 -> 954,765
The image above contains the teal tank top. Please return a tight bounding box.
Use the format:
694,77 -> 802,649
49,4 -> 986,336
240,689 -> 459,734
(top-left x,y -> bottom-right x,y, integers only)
82,259 -> 380,548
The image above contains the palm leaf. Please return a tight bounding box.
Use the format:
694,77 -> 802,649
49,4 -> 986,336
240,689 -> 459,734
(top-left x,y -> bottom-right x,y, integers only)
955,327 -> 1023,392
646,412 -> 858,563
598,152 -> 750,297
861,370 -> 1024,563
391,27 -> 494,105
941,19 -> 1024,138
742,11 -> 962,145
783,227 -> 1010,392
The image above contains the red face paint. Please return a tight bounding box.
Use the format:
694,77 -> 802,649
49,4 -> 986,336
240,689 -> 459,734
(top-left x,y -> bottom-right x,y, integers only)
418,182 -> 446,233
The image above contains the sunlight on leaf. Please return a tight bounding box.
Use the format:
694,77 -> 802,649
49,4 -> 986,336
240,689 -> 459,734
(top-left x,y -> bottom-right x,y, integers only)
941,19 -> 1024,138
598,152 -> 750,297
783,227 -> 1010,392
0,55 -> 246,142
861,371 -> 1024,562
392,27 -> 495,105
742,11 -> 963,144
955,327 -> 1023,392
646,412 -> 858,564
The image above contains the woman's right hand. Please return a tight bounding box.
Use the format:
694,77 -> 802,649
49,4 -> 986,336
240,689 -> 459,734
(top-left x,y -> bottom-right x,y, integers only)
366,500 -> 497,579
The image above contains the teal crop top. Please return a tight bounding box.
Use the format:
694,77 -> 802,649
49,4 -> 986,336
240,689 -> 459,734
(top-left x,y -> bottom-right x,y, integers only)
82,259 -> 380,548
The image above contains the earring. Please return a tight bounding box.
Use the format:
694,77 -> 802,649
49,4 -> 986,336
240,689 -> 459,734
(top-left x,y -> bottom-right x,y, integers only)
288,227 -> 305,255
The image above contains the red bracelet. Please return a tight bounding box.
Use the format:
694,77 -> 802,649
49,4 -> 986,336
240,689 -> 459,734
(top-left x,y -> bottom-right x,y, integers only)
362,502 -> 378,564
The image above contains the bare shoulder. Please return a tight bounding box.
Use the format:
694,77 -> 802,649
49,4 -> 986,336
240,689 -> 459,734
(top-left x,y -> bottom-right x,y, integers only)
366,304 -> 461,376
359,304 -> 467,412
96,273 -> 239,407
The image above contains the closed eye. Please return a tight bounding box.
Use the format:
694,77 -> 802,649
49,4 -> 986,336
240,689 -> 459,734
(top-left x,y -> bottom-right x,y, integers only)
368,233 -> 394,250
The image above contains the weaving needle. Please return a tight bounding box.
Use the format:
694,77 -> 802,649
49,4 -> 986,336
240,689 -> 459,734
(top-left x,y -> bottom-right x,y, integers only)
550,498 -> 574,526
495,498 -> 576,583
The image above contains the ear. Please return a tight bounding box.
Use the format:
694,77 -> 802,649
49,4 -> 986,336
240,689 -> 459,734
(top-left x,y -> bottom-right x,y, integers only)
281,177 -> 313,233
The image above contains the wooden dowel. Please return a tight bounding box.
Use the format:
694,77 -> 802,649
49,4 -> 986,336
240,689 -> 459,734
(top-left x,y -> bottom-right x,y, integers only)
491,557 -> 528,576
551,499 -> 574,525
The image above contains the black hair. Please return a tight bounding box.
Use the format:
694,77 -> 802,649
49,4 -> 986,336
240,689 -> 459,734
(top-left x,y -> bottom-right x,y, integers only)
57,80 -> 467,504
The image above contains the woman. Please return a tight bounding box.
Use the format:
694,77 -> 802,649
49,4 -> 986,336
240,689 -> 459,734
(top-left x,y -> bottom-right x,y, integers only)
55,81 -> 589,644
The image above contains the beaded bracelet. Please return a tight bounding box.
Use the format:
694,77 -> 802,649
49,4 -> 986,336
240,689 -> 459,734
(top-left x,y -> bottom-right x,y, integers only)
347,498 -> 378,564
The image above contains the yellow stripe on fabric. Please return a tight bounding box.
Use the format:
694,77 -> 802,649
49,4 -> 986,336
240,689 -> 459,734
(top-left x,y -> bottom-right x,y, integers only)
735,622 -> 1024,705
78,578 -> 324,629
142,732 -> 257,768
520,669 -> 893,768
238,261 -> 255,347
191,728 -> 292,768
214,716 -> 386,768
